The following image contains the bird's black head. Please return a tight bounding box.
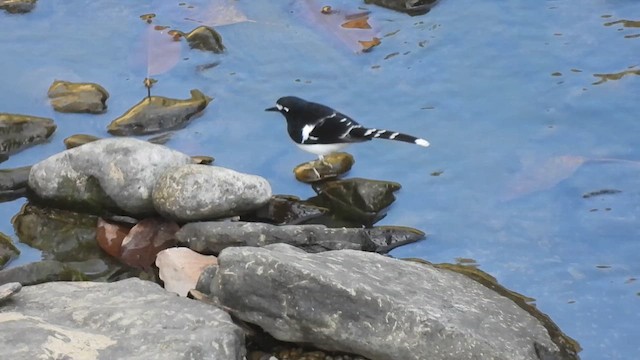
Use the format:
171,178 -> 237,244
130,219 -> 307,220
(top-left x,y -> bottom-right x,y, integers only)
265,96 -> 308,115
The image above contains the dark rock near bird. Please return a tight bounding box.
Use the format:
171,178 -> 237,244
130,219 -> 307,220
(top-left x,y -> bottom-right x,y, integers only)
47,80 -> 109,114
0,278 -> 246,359
361,225 -> 426,253
293,152 -> 355,183
0,260 -> 88,286
0,113 -> 56,157
309,178 -> 401,226
0,165 -> 30,203
152,165 -> 272,221
211,243 -> 568,360
28,138 -> 192,216
107,89 -> 211,136
244,194 -> 329,225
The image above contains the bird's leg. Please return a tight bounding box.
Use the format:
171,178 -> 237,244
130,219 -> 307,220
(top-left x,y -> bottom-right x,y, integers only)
317,154 -> 334,169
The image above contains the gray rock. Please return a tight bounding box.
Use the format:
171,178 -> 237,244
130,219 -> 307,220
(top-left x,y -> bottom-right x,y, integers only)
212,244 -> 564,360
177,221 -> 426,255
0,282 -> 21,303
47,80 -> 109,114
177,221 -> 369,254
0,278 -> 245,359
28,138 -> 191,215
153,165 -> 272,221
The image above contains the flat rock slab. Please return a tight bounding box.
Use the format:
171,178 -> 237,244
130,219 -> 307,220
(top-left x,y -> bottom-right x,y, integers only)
212,244 -> 563,360
0,278 -> 245,359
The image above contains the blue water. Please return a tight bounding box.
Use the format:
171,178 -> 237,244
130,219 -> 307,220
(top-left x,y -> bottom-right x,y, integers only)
1,1 -> 639,358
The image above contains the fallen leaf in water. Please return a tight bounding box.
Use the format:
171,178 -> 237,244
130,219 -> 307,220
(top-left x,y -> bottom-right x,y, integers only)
592,69 -> 640,85
96,218 -> 130,258
341,16 -> 372,29
143,25 -> 182,76
156,247 -> 217,296
120,218 -> 179,270
504,155 -> 587,200
359,37 -> 381,52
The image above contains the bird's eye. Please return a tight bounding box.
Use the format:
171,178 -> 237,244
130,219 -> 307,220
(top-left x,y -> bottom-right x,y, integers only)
283,106 -> 289,112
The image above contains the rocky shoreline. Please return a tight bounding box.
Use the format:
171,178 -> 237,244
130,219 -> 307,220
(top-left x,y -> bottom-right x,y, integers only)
0,137 -> 580,359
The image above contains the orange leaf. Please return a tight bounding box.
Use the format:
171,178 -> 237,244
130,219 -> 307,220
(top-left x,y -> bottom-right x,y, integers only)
341,16 -> 372,29
359,37 -> 381,52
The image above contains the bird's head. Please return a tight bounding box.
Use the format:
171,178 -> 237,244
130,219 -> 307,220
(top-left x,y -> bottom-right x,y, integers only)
265,96 -> 307,117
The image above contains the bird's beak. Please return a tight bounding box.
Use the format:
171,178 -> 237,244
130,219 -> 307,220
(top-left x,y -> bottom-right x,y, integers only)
265,106 -> 279,112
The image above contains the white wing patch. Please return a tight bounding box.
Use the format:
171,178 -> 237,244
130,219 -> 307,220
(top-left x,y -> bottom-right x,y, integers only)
389,132 -> 399,139
373,130 -> 386,138
364,128 -> 376,136
301,124 -> 315,143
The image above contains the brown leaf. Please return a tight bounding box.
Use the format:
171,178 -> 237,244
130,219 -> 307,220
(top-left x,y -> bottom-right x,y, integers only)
156,248 -> 217,297
359,37 -> 381,52
341,16 -> 372,29
120,218 -> 179,270
96,218 -> 130,258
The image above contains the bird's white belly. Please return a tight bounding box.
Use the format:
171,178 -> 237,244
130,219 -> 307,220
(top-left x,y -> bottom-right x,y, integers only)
295,143 -> 349,156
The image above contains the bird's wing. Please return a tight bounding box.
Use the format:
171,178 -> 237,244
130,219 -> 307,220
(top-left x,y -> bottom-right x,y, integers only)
305,111 -> 367,144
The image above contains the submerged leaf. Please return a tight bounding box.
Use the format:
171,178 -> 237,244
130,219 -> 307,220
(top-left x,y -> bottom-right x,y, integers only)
504,155 -> 587,200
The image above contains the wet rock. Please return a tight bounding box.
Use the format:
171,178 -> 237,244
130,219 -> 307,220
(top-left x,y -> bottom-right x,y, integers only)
0,165 -> 30,202
0,260 -> 88,286
364,0 -> 438,16
310,178 -> 401,226
0,0 -> 37,14
96,217 -> 130,259
177,221 -> 372,254
107,89 -> 211,136
185,26 -> 226,53
362,226 -> 426,253
0,278 -> 246,359
0,282 -> 21,303
47,80 -> 109,114
0,113 -> 56,157
293,152 -> 355,183
244,195 -> 329,225
212,244 -> 569,360
190,155 -> 214,165
28,138 -> 192,216
12,203 -> 99,262
63,133 -> 101,149
0,232 -> 20,270
152,165 -> 272,221
156,247 -> 217,297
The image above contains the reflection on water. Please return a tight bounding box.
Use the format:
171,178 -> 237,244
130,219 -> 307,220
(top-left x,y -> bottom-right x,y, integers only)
1,0 -> 639,358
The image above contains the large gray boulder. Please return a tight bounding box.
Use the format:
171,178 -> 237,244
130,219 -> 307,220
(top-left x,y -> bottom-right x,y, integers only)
152,165 -> 272,221
28,138 -> 191,215
0,278 -> 245,359
212,244 -> 565,360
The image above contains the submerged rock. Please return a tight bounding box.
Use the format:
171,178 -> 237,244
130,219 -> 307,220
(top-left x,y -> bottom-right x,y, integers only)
211,244 -> 572,360
0,113 -> 56,156
152,165 -> 272,221
364,0 -> 438,16
0,278 -> 246,359
185,26 -> 226,53
63,133 -> 101,149
118,218 -> 179,270
0,282 -> 21,303
310,178 -> 401,226
47,80 -> 109,114
0,232 -> 20,270
0,165 -> 30,202
176,221 -> 424,254
0,0 -> 37,14
28,138 -> 192,216
107,89 -> 211,136
293,152 -> 354,183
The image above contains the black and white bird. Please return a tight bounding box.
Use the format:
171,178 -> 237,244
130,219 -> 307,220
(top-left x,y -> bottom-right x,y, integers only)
265,96 -> 429,161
